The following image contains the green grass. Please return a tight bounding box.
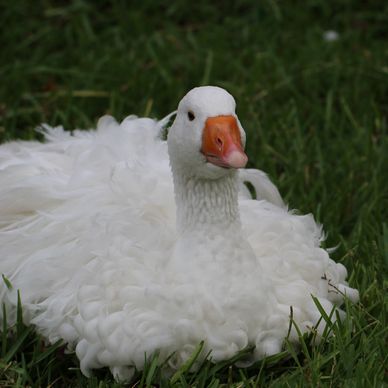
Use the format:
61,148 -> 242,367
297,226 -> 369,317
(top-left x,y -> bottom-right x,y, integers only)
0,0 -> 387,386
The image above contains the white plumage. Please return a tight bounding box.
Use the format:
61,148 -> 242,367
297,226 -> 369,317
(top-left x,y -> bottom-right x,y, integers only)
0,86 -> 358,381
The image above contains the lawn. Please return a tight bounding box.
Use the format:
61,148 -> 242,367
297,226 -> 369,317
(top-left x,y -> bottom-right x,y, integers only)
0,0 -> 387,386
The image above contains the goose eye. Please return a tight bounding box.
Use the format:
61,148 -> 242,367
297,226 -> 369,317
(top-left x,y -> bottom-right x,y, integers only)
187,111 -> 195,121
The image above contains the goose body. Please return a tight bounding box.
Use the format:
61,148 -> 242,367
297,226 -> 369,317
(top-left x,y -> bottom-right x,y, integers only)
0,86 -> 358,380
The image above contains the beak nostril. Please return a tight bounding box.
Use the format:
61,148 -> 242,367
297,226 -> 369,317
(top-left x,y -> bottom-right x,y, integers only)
215,137 -> 223,150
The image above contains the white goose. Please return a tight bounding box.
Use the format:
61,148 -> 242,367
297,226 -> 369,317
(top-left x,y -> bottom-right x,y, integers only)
0,86 -> 358,381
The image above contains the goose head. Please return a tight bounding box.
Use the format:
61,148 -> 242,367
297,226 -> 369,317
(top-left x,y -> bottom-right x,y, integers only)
168,86 -> 248,180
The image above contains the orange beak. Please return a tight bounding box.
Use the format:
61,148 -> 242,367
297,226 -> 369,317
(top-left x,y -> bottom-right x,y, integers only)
201,115 -> 248,169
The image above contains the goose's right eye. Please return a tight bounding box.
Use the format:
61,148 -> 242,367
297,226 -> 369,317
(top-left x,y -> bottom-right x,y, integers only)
187,111 -> 195,121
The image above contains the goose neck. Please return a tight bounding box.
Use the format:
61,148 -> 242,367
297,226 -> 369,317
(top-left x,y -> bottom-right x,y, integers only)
172,169 -> 241,234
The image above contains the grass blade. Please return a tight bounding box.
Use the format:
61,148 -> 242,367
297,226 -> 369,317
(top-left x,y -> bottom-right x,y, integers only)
170,341 -> 205,384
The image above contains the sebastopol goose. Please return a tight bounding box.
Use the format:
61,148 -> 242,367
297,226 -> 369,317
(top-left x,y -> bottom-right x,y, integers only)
0,86 -> 358,380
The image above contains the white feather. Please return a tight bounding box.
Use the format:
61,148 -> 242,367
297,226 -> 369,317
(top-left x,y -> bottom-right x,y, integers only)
238,169 -> 285,208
